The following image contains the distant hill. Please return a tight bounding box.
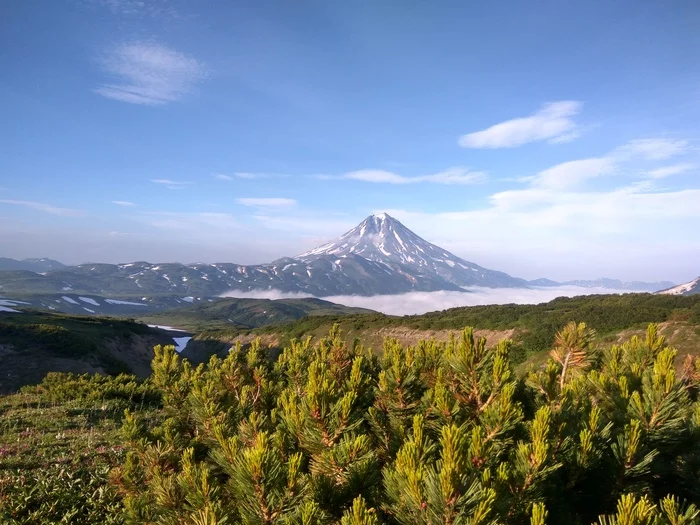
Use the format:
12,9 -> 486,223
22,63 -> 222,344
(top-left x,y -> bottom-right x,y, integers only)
528,277 -> 675,292
0,292 -> 217,316
137,296 -> 375,331
0,257 -> 65,273
0,294 -> 374,328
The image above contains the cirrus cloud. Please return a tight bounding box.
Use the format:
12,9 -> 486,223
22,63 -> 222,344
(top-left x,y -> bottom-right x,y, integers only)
94,42 -> 207,105
459,101 -> 581,149
644,163 -> 696,179
0,199 -> 85,217
237,198 -> 297,208
151,179 -> 193,190
332,167 -> 486,185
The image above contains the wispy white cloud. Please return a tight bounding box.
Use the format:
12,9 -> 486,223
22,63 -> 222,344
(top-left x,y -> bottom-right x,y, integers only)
237,198 -> 297,208
522,137 -> 691,190
613,138 -> 689,161
151,179 -> 193,190
343,170 -> 407,184
420,167 -> 488,185
94,42 -> 206,105
112,200 -> 136,207
237,172 -> 287,179
215,172 -> 287,181
459,101 -> 582,149
375,134 -> 698,281
644,163 -> 696,179
0,199 -> 84,217
92,0 -> 180,18
336,167 -> 486,185
532,157 -> 616,190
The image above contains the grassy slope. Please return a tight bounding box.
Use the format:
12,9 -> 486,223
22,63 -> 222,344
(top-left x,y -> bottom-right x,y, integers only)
137,296 -> 374,331
0,376 -> 161,523
193,294 -> 700,365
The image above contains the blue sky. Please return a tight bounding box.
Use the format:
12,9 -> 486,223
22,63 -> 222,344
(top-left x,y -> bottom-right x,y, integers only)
1,0 -> 699,282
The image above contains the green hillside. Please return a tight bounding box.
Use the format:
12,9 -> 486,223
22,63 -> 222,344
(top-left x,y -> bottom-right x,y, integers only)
2,322 -> 700,523
137,296 -> 374,331
0,311 -> 175,393
191,294 -> 700,365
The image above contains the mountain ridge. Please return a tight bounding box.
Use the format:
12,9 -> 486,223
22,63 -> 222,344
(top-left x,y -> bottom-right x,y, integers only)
0,257 -> 65,273
528,277 -> 676,292
0,214 -> 680,296
658,277 -> 700,296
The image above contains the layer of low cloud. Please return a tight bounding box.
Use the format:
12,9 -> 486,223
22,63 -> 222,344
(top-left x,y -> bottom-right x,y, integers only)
221,286 -> 638,316
331,167 -> 486,185
0,199 -> 84,217
94,42 -> 206,105
459,101 -> 581,148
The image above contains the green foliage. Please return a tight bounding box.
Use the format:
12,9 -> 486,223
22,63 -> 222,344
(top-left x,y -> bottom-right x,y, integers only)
3,315 -> 700,523
21,371 -> 161,406
113,322 -> 700,524
0,465 -> 124,525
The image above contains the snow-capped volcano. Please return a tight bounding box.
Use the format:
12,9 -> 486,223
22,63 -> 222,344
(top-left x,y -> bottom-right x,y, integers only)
1,214 -> 682,298
658,277 -> 700,296
299,213 -> 525,288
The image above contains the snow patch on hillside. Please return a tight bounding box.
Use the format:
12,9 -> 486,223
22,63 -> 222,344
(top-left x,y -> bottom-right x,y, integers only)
105,299 -> 148,306
0,299 -> 30,307
658,277 -> 700,296
148,324 -> 189,332
0,306 -> 21,313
